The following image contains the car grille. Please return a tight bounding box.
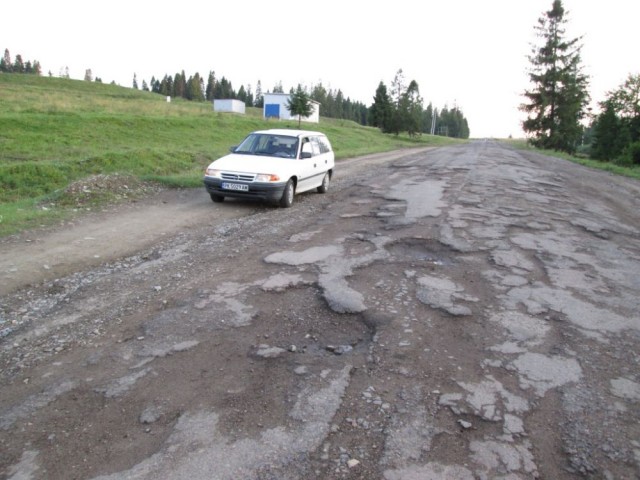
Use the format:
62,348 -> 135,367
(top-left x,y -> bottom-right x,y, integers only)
221,172 -> 256,182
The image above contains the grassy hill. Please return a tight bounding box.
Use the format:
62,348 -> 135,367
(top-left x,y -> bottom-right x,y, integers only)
0,74 -> 461,236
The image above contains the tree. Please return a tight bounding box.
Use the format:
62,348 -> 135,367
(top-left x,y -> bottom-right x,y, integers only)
205,71 -> 216,101
422,103 -> 434,134
1,49 -> 12,72
254,80 -> 263,108
245,84 -> 254,108
214,76 -> 234,99
173,71 -> 187,98
591,74 -> 640,163
521,0 -> 590,153
387,69 -> 408,135
310,82 -> 328,110
402,80 -> 423,137
186,73 -> 205,101
13,54 -> 24,73
591,101 -> 625,160
237,85 -> 247,103
287,84 -> 313,128
84,69 -> 93,82
159,75 -> 173,96
132,73 -> 139,89
370,82 -> 393,132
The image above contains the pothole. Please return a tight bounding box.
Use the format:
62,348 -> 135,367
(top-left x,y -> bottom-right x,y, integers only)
387,238 -> 456,266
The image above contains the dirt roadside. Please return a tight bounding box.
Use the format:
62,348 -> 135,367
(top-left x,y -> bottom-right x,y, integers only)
0,149 -> 429,298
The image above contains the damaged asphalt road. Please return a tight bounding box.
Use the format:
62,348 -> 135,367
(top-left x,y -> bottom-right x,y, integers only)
1,140 -> 640,479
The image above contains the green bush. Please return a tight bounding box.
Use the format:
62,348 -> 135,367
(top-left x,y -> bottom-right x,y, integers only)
626,141 -> 640,165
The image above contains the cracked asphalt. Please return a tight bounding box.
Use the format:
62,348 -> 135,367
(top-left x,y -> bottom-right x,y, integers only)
1,140 -> 640,479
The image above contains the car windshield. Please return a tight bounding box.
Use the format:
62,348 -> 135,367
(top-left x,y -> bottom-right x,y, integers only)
234,134 -> 299,159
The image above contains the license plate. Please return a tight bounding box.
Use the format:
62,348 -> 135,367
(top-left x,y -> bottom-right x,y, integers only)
222,182 -> 249,191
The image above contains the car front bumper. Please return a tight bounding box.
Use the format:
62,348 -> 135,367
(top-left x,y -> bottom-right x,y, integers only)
203,177 -> 286,203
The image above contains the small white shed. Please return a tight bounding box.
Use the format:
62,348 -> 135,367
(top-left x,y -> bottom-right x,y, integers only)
213,99 -> 246,114
263,92 -> 320,123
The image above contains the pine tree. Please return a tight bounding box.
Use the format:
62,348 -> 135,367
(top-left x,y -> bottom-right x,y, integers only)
255,80 -> 263,108
591,101 -> 623,161
13,54 -> 24,73
84,69 -> 93,82
287,84 -> 313,128
133,73 -> 139,89
311,83 -> 328,109
173,71 -> 187,98
205,71 -> 216,101
370,81 -> 393,132
388,69 -> 407,135
422,103 -> 434,134
237,85 -> 247,103
403,80 -> 423,137
245,84 -> 254,107
1,49 -> 12,72
591,74 -> 640,163
521,0 -> 590,153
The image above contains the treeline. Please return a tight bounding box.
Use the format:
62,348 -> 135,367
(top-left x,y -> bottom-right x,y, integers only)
139,68 -> 469,138
588,73 -> 640,165
1,49 -> 41,74
138,71 -> 371,126
370,69 -> 470,139
2,47 -> 468,139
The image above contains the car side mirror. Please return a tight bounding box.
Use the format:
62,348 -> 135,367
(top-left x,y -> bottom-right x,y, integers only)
300,152 -> 312,159
229,146 -> 237,153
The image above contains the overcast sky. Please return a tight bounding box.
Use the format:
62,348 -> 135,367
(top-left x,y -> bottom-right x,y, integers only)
3,0 -> 639,138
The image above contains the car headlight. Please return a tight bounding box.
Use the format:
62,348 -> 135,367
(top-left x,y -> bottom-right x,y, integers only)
255,173 -> 281,182
205,168 -> 222,178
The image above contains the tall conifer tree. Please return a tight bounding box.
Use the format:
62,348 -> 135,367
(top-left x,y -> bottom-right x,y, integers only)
521,0 -> 589,153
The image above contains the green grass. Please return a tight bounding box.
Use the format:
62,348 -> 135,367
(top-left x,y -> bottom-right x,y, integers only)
504,139 -> 640,180
0,74 -> 463,236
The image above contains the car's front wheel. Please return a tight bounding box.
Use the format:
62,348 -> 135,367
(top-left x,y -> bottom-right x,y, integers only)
210,193 -> 224,203
279,179 -> 295,208
317,172 -> 330,193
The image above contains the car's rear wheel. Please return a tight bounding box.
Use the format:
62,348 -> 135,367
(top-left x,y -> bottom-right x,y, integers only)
210,193 -> 224,203
279,179 -> 295,208
317,172 -> 330,193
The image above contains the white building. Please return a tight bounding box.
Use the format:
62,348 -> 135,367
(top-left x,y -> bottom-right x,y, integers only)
213,99 -> 246,114
263,92 -> 320,123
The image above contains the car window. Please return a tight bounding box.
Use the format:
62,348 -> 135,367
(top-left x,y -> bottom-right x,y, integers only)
310,138 -> 322,155
315,135 -> 333,154
300,138 -> 313,157
235,134 -> 298,158
235,134 -> 259,153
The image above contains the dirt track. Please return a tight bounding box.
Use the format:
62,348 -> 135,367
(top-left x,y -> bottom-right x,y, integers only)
1,141 -> 640,479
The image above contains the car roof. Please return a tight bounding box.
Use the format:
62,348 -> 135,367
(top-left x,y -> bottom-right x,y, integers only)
251,129 -> 326,138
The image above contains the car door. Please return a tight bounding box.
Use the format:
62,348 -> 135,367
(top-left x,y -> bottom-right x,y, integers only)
296,136 -> 321,193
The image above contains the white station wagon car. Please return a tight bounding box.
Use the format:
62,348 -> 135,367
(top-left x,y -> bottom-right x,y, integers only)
203,129 -> 335,208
